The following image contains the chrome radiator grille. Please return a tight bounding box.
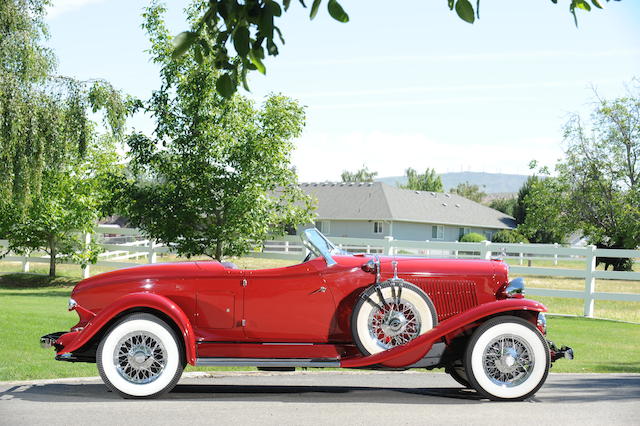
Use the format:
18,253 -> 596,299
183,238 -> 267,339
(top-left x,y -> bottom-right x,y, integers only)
408,279 -> 478,321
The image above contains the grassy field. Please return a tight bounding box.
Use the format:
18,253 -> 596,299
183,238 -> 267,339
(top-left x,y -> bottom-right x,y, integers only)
0,273 -> 638,380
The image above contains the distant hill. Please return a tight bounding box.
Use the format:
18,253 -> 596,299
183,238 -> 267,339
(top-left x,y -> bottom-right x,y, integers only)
376,172 -> 530,194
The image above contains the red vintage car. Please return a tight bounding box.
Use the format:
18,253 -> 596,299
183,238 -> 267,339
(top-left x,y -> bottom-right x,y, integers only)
41,228 -> 572,400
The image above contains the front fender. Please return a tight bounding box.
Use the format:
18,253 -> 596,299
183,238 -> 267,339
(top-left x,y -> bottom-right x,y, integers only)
340,299 -> 547,368
56,292 -> 197,365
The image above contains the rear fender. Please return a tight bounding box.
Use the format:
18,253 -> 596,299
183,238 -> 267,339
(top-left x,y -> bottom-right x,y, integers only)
340,299 -> 547,368
56,293 -> 196,365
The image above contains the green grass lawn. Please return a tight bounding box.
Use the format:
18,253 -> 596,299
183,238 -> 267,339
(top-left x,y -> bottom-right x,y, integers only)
0,277 -> 638,381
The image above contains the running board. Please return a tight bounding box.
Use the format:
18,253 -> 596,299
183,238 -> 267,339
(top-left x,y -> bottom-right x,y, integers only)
195,357 -> 340,367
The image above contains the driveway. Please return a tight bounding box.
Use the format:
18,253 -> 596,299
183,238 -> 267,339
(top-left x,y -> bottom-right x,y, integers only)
1,371 -> 638,425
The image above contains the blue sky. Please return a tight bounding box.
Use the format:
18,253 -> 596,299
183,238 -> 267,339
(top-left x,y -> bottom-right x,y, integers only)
46,0 -> 640,181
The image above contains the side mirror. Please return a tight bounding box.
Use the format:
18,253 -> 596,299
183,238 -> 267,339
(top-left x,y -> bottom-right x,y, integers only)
361,256 -> 381,283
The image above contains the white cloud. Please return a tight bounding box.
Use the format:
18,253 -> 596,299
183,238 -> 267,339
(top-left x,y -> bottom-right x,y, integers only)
47,0 -> 107,19
292,131 -> 563,182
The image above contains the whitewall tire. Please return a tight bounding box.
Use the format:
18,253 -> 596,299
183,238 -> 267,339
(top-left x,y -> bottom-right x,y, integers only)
351,280 -> 437,356
97,313 -> 184,398
464,316 -> 550,401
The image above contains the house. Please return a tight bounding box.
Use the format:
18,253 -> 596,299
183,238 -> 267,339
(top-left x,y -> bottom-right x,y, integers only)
299,182 -> 516,241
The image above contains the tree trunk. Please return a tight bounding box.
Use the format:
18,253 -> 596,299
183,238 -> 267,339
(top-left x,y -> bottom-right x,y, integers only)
48,236 -> 56,278
215,240 -> 223,261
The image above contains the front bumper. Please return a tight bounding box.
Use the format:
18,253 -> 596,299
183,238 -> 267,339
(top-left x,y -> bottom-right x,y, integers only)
40,332 -> 67,350
549,340 -> 574,362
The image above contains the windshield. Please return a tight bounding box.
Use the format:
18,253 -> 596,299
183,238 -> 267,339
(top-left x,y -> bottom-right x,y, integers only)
300,228 -> 347,264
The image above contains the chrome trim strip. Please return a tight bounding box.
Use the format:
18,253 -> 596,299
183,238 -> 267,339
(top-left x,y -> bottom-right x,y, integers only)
195,357 -> 340,367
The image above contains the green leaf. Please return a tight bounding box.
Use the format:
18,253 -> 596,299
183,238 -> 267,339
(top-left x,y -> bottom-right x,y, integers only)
455,0 -> 475,23
216,74 -> 236,98
310,0 -> 321,19
591,0 -> 604,9
284,0 -> 291,11
576,0 -> 591,11
171,31 -> 197,59
194,45 -> 203,64
448,0 -> 454,10
327,0 -> 349,23
249,49 -> 266,74
260,5 -> 275,38
267,1 -> 282,17
233,25 -> 250,57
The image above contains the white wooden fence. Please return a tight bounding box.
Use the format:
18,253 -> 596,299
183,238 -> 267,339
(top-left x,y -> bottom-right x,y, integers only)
1,226 -> 639,318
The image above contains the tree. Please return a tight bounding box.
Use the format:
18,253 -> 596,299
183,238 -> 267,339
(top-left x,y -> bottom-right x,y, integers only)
114,3 -> 313,261
489,197 -> 516,217
341,165 -> 377,183
491,229 -> 529,244
0,0 -> 129,277
513,176 -> 539,226
520,84 -> 640,258
0,139 -> 121,277
451,181 -> 487,203
400,168 -> 443,192
170,0 -> 616,97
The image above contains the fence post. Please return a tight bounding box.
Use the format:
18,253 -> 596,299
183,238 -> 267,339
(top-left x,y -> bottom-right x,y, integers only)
366,245 -> 370,254
584,245 -> 596,318
479,240 -> 491,260
148,240 -> 157,264
553,243 -> 559,265
284,241 -> 289,253
384,236 -> 394,255
519,242 -> 524,265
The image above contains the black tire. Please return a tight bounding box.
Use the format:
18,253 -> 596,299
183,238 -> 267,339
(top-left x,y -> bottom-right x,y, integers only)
464,315 -> 550,401
351,280 -> 437,356
445,360 -> 471,388
97,313 -> 185,399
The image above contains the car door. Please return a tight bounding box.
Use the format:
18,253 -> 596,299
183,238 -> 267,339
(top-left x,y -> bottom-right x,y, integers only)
194,263 -> 246,341
243,257 -> 336,342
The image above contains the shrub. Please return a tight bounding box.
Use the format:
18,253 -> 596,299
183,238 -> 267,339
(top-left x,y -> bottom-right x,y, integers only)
492,230 -> 529,244
460,232 -> 485,242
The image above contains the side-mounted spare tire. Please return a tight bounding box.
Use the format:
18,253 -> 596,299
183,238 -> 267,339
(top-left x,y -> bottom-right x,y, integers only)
351,280 -> 437,356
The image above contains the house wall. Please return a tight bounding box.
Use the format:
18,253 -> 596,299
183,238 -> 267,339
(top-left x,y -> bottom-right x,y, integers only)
302,220 -> 502,241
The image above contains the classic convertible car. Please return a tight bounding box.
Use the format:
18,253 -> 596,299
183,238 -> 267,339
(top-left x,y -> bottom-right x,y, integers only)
41,228 -> 573,400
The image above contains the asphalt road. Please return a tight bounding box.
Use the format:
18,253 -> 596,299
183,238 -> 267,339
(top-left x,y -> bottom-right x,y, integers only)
1,371 -> 638,425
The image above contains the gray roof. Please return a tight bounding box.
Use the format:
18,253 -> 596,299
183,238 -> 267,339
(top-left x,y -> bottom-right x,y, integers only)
300,182 -> 516,230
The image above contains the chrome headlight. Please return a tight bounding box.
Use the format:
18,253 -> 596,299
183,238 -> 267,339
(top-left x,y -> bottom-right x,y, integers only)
505,277 -> 525,298
68,298 -> 78,311
537,312 -> 547,335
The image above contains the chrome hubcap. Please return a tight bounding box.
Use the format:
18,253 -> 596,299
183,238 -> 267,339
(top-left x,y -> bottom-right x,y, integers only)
114,331 -> 166,384
368,299 -> 421,350
483,334 -> 534,387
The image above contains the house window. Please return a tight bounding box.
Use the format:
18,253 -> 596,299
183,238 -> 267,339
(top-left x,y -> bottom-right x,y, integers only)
431,225 -> 444,240
458,227 -> 470,240
373,221 -> 383,234
315,221 -> 329,234
484,231 -> 492,241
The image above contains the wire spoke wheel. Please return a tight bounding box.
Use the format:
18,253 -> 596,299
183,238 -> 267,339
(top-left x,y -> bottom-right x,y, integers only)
482,334 -> 534,387
352,280 -> 437,356
114,331 -> 167,385
367,298 -> 421,350
464,316 -> 550,401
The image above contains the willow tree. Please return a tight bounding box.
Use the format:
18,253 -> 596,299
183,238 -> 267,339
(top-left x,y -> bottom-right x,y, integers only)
113,2 -> 313,261
0,0 -> 129,277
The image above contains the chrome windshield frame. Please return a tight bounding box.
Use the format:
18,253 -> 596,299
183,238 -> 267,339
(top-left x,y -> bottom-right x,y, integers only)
300,228 -> 344,267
